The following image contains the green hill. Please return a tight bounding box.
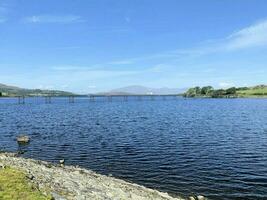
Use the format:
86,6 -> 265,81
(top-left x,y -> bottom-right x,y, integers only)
0,83 -> 75,97
236,85 -> 267,97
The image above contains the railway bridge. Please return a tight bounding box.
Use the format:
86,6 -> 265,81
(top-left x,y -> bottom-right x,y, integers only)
11,94 -> 182,104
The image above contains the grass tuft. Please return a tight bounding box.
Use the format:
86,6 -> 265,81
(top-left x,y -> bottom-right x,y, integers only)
0,166 -> 51,200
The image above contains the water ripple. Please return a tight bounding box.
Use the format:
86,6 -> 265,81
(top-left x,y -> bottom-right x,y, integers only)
0,97 -> 267,200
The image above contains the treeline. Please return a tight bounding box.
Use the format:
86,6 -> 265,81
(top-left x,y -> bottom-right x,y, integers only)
0,89 -> 75,97
183,86 -> 238,98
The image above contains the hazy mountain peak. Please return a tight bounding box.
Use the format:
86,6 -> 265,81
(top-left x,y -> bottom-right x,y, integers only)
109,85 -> 186,95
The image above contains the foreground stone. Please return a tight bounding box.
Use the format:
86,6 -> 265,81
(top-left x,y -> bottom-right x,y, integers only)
16,135 -> 30,144
0,153 -> 185,200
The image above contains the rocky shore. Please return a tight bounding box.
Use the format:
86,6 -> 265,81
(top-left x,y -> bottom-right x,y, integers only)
0,153 -> 188,200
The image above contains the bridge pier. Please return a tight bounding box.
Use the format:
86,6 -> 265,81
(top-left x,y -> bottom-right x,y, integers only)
90,95 -> 95,102
18,96 -> 25,104
45,96 -> 51,104
123,96 -> 128,102
69,96 -> 74,103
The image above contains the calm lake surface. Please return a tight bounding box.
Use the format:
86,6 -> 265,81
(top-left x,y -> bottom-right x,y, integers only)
0,97 -> 267,200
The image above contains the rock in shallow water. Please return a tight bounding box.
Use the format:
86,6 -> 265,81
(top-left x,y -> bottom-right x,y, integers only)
17,135 -> 30,144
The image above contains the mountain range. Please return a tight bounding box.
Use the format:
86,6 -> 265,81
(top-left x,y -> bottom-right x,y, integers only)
98,85 -> 187,95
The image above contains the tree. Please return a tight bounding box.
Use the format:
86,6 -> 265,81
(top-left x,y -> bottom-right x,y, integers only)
184,88 -> 197,97
184,87 -> 202,97
226,87 -> 236,95
201,86 -> 213,95
236,87 -> 249,91
195,87 -> 201,95
211,89 -> 226,98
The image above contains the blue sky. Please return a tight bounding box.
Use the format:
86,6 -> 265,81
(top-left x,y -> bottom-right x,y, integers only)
0,0 -> 267,93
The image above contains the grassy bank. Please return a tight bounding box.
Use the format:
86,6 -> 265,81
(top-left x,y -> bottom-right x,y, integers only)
0,166 -> 51,200
237,86 -> 267,97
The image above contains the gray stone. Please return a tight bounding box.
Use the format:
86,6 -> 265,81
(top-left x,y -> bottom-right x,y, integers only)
197,195 -> 205,200
17,135 -> 30,144
51,192 -> 67,200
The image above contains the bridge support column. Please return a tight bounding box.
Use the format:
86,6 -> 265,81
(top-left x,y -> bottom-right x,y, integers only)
69,96 -> 74,103
45,96 -> 51,104
18,96 -> 25,104
90,96 -> 95,102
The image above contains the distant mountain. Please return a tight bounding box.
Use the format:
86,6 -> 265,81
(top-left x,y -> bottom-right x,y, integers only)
95,91 -> 133,96
0,83 -> 21,90
0,83 -> 75,97
104,85 -> 186,95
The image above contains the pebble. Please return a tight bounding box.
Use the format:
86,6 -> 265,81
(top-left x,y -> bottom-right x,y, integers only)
51,192 -> 67,200
0,164 -> 5,169
27,174 -> 34,180
197,195 -> 205,200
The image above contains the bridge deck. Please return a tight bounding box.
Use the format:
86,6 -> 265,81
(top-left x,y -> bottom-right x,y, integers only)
0,94 -> 183,104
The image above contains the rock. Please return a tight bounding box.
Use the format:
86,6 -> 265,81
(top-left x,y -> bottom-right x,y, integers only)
197,195 -> 205,200
188,197 -> 195,200
17,135 -> 30,144
17,150 -> 25,155
51,192 -> 67,200
27,174 -> 34,180
0,164 -> 6,169
46,164 -> 53,168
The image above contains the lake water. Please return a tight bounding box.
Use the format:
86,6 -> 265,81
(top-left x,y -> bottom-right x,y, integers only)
0,97 -> 267,200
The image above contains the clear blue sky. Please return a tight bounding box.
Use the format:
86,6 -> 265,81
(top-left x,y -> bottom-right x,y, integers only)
0,0 -> 267,93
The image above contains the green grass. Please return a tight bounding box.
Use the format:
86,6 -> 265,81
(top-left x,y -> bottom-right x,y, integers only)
0,167 -> 51,200
237,87 -> 267,97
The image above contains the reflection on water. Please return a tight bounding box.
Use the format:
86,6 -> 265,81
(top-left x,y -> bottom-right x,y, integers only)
0,97 -> 267,200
